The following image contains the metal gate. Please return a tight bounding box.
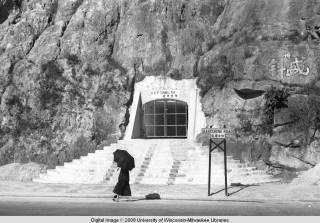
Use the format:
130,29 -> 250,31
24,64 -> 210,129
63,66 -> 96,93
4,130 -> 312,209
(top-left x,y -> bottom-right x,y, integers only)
143,99 -> 188,138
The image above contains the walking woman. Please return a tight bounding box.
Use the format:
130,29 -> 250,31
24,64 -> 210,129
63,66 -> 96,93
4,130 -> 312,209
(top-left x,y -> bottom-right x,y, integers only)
113,168 -> 131,201
112,149 -> 135,202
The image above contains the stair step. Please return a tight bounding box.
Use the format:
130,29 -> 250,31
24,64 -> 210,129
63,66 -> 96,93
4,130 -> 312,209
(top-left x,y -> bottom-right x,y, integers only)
34,140 -> 275,185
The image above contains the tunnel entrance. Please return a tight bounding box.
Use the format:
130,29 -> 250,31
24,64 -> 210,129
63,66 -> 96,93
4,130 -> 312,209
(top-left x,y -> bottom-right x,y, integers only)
143,99 -> 188,138
125,77 -> 206,140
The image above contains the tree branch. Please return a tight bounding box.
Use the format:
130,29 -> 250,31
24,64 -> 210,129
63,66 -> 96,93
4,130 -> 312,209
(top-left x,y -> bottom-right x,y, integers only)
290,154 -> 316,167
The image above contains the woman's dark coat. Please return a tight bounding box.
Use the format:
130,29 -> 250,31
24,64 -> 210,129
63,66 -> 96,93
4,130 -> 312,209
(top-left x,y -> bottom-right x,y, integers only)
113,169 -> 131,196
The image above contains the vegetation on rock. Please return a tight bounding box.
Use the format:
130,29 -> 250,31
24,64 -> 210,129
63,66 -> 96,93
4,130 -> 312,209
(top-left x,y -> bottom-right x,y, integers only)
262,87 -> 290,135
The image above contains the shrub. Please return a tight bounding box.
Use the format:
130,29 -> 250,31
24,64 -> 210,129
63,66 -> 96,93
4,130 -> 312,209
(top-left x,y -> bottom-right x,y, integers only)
92,109 -> 116,144
0,139 -> 15,166
84,65 -> 100,77
169,69 -> 182,80
45,153 -> 59,169
261,87 -> 290,135
70,135 -> 96,159
3,94 -> 24,136
57,149 -> 72,165
287,29 -> 303,44
238,113 -> 253,133
244,46 -> 254,58
5,101 -> 52,137
38,60 -> 65,111
289,94 -> 320,145
197,55 -> 234,96
66,54 -> 81,66
22,108 -> 51,131
13,144 -> 28,163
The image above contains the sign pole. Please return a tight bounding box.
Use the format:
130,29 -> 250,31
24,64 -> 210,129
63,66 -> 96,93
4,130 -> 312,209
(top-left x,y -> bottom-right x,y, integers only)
224,139 -> 228,196
203,127 -> 232,197
208,139 -> 212,196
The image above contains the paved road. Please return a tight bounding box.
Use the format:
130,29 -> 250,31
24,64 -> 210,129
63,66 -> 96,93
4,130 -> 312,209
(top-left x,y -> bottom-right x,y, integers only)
0,197 -> 319,216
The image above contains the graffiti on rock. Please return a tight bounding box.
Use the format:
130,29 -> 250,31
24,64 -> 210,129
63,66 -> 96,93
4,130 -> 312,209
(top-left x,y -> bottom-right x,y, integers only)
269,53 -> 310,78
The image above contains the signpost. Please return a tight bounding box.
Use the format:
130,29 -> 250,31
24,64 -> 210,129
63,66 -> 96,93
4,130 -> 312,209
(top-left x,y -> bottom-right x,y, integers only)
202,128 -> 233,197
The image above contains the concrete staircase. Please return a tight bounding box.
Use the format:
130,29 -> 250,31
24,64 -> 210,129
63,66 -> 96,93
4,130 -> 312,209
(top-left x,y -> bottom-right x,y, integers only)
185,141 -> 278,185
33,144 -> 115,184
33,139 -> 279,185
139,141 -> 174,184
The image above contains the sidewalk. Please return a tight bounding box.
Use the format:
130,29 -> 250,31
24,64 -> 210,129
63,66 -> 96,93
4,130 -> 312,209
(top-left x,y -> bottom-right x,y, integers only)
0,181 -> 320,202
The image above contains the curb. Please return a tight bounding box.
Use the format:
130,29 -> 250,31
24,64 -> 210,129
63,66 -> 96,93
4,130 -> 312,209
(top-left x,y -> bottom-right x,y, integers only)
1,193 -> 320,203
0,193 -> 115,199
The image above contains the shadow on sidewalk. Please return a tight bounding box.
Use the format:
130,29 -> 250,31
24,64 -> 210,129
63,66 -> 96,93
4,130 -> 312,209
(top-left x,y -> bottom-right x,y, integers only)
210,184 -> 260,197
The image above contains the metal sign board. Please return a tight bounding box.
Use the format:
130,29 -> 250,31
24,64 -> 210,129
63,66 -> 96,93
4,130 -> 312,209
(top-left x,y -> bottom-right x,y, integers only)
150,89 -> 180,99
202,128 -> 233,135
210,133 -> 226,139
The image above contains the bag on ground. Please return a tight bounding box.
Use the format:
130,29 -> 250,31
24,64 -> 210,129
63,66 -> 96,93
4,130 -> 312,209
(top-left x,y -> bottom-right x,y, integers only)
145,193 -> 161,200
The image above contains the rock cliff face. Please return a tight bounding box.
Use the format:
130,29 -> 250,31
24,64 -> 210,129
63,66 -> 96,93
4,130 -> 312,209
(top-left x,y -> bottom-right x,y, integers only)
1,0 -> 320,174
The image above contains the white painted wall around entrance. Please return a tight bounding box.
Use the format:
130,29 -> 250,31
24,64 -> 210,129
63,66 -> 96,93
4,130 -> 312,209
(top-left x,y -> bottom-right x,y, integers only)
124,76 -> 206,140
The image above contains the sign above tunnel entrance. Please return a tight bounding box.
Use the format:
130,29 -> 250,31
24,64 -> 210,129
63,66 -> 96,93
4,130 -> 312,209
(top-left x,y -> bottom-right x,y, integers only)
150,89 -> 180,99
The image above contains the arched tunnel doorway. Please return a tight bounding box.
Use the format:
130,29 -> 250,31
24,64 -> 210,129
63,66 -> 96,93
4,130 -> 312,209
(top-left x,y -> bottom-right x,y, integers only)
143,99 -> 188,138
125,77 -> 206,140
